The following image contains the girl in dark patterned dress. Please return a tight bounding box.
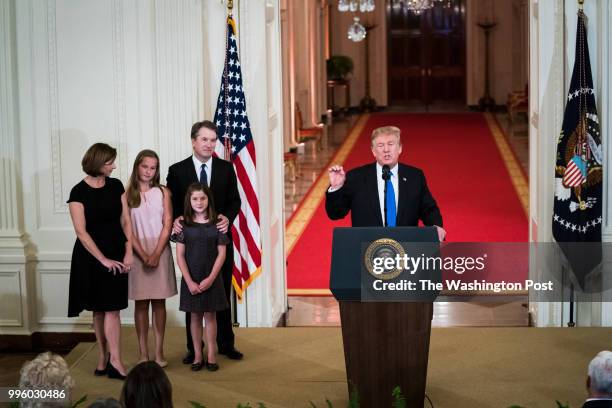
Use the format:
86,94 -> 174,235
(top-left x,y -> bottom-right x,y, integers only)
175,183 -> 229,372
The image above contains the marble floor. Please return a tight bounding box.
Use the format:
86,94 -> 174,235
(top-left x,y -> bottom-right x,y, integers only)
284,115 -> 360,222
284,110 -> 530,328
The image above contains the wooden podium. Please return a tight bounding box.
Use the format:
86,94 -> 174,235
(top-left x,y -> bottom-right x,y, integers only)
330,227 -> 438,407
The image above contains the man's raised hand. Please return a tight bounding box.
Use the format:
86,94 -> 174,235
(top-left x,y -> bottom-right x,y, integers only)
328,165 -> 346,189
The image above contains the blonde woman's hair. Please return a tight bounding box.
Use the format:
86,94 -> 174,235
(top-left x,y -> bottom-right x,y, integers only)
126,149 -> 164,208
19,352 -> 74,407
371,126 -> 401,146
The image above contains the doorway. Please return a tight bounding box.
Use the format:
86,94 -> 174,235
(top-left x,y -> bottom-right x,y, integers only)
387,1 -> 466,108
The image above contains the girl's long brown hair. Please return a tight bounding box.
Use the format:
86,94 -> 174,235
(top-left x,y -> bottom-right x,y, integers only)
183,183 -> 218,225
126,150 -> 163,208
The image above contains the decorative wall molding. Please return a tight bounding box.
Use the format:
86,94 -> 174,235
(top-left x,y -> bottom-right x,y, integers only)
46,0 -> 65,213
38,317 -> 90,325
267,110 -> 278,131
153,0 -> 204,167
0,270 -> 23,326
0,0 -> 21,235
112,0 -> 128,181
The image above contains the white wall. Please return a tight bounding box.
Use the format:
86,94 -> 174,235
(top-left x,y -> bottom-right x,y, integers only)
529,0 -> 612,327
0,0 -> 286,336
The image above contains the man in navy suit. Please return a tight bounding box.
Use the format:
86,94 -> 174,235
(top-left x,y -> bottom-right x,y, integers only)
326,125 -> 445,241
166,120 -> 243,362
582,351 -> 612,408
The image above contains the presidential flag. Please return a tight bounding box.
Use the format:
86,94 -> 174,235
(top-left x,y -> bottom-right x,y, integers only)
552,10 -> 602,286
213,15 -> 262,298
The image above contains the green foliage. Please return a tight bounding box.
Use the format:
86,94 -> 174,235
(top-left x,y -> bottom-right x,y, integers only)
186,390 -> 572,408
326,55 -> 354,80
391,386 -> 406,408
73,394 -> 88,407
348,385 -> 360,408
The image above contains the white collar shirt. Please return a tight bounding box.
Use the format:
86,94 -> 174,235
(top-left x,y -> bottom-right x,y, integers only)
192,155 -> 213,187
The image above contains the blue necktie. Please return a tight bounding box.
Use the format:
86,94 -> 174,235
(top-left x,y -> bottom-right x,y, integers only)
386,174 -> 396,227
199,163 -> 208,186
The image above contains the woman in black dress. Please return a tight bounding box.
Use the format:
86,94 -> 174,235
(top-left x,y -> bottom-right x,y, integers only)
67,143 -> 133,379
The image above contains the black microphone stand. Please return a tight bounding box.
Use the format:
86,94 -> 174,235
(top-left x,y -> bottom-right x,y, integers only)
382,165 -> 390,227
383,182 -> 388,227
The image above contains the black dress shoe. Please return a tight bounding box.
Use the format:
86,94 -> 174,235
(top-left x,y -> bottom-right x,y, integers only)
182,350 -> 195,365
93,367 -> 107,376
205,360 -> 219,371
219,347 -> 243,360
190,361 -> 203,371
107,362 -> 127,380
94,354 -> 110,376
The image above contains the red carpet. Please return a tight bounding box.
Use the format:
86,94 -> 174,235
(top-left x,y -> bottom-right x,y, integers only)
286,113 -> 528,294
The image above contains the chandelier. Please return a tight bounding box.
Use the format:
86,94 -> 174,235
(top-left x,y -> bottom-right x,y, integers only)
337,0 -> 451,15
338,0 -> 375,13
338,0 -> 454,43
390,0 -> 449,14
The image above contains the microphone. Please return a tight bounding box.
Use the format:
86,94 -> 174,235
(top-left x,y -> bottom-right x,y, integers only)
382,164 -> 391,181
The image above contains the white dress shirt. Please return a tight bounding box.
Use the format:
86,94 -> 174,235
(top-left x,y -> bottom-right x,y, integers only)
192,155 -> 213,187
376,162 -> 399,223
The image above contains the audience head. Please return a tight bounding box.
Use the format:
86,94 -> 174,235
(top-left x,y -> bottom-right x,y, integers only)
120,361 -> 173,408
87,398 -> 123,408
127,149 -> 162,208
587,350 -> 612,398
18,352 -> 74,408
370,126 -> 402,168
81,143 -> 117,177
190,120 -> 217,162
183,182 -> 217,224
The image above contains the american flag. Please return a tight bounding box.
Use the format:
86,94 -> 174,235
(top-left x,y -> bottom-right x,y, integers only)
213,16 -> 262,298
562,155 -> 587,187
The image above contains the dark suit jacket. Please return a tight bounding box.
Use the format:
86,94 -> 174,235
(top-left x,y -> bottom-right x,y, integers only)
325,162 -> 442,227
583,400 -> 612,408
166,156 -> 241,223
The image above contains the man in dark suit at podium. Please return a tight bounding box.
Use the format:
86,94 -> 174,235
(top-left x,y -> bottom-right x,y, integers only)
582,351 -> 612,408
166,120 -> 243,363
325,125 -> 445,241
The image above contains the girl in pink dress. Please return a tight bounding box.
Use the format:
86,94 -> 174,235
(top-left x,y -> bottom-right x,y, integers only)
126,150 -> 177,367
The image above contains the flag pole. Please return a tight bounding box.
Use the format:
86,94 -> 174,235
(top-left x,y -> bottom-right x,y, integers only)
225,0 -> 240,325
568,4 -> 583,323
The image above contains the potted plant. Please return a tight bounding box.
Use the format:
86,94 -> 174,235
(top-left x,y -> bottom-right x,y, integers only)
327,55 -> 354,81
